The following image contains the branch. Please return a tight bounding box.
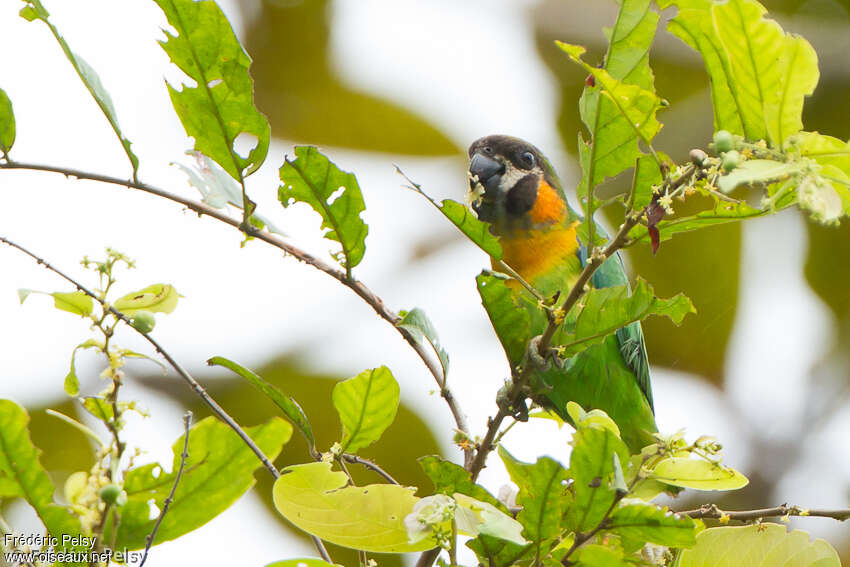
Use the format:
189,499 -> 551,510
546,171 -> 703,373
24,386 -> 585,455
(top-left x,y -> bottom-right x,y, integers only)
342,453 -> 400,485
0,235 -> 333,563
680,503 -> 850,523
0,160 -> 471,463
140,411 -> 193,567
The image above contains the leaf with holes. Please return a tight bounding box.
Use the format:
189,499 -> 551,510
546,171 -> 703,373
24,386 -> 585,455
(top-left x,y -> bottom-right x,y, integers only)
154,0 -> 270,180
332,366 -> 399,453
560,0 -> 661,205
279,146 -> 368,273
112,416 -> 291,549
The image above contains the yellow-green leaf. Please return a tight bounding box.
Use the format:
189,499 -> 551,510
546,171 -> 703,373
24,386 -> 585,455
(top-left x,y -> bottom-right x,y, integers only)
272,461 -> 433,553
649,457 -> 749,490
678,524 -> 839,567
113,284 -> 179,316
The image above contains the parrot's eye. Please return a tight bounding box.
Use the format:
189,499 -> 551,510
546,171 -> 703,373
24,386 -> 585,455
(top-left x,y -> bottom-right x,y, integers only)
483,146 -> 493,154
520,151 -> 535,168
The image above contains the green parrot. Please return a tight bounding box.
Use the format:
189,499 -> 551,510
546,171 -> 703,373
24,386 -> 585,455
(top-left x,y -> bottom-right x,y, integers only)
467,134 -> 657,452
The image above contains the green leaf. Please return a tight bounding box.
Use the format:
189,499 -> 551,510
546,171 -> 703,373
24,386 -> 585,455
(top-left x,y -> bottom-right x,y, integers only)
607,503 -> 697,552
660,0 -> 819,147
793,131 -> 850,177
154,0 -> 269,180
207,356 -> 314,449
21,0 -> 138,178
561,0 -> 661,206
557,278 -> 695,358
476,271 -> 542,365
81,397 -> 114,423
0,400 -> 87,562
418,455 -> 505,512
279,146 -> 368,273
632,154 -> 666,210
565,427 -> 630,532
272,461 -> 433,552
649,457 -> 749,490
50,291 -> 93,317
566,402 -> 621,438
576,543 -> 630,567
397,308 -> 450,378
717,159 -> 804,193
0,87 -> 15,155
401,173 -> 502,258
467,535 -> 532,567
678,524 -> 839,567
498,447 -> 569,551
64,339 -> 102,396
114,416 -> 291,549
332,366 -> 399,453
454,493 -> 527,546
113,283 -> 179,316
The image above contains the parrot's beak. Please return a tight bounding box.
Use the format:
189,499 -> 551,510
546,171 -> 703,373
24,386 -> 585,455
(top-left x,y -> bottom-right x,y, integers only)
469,153 -> 504,186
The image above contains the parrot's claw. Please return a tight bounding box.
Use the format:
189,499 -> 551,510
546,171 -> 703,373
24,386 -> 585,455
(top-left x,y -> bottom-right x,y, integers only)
496,381 -> 530,422
526,335 -> 565,371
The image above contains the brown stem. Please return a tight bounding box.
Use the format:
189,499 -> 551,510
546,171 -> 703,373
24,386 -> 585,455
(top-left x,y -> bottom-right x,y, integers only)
680,503 -> 850,522
0,160 -> 471,463
140,412 -> 193,566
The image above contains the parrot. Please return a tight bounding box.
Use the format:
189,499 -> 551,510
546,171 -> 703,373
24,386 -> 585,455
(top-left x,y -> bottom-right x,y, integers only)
467,134 -> 657,452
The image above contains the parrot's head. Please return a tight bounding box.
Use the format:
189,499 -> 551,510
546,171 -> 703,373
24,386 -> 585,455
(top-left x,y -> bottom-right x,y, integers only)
467,135 -> 569,234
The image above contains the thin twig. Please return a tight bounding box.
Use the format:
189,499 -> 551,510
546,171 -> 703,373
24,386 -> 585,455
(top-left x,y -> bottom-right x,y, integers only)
0,160 -> 471,464
342,453 -> 400,485
0,235 -> 333,562
140,412 -> 193,567
679,503 -> 850,522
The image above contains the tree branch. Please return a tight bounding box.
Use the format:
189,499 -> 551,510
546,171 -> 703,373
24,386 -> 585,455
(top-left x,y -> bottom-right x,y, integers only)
140,412 -> 193,567
0,160 -> 471,463
680,503 -> 850,523
0,235 -> 333,563
342,453 -> 400,485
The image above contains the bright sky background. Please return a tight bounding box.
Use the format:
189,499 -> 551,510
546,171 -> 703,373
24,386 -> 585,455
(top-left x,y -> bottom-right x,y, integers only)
0,0 -> 846,565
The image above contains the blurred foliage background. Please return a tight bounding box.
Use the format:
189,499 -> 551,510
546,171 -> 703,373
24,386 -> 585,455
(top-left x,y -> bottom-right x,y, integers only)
7,0 -> 848,564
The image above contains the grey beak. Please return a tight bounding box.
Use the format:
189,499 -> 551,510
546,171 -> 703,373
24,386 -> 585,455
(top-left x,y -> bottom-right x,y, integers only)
469,153 -> 504,183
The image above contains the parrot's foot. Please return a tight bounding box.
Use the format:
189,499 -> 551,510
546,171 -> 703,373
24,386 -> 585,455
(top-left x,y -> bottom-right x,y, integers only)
525,335 -> 564,371
496,381 -> 530,422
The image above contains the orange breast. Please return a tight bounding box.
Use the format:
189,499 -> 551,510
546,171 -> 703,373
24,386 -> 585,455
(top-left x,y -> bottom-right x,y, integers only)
529,180 -> 566,225
496,221 -> 580,287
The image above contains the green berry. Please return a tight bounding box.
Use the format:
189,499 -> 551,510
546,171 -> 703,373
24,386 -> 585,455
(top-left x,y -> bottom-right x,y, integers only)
722,150 -> 740,172
713,130 -> 734,153
99,483 -> 122,504
131,310 -> 156,333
